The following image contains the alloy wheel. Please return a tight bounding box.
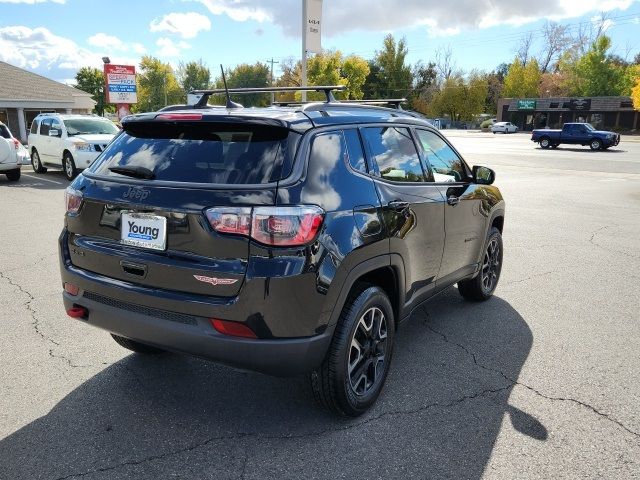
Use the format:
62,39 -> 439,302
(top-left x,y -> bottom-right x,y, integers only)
348,307 -> 388,396
481,238 -> 500,293
65,157 -> 73,178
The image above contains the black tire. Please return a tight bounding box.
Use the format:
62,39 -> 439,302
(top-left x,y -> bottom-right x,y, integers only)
5,169 -> 21,182
590,139 -> 602,151
111,334 -> 165,354
458,227 -> 503,302
551,144 -> 559,149
310,285 -> 395,417
539,137 -> 551,149
63,152 -> 78,181
31,149 -> 47,173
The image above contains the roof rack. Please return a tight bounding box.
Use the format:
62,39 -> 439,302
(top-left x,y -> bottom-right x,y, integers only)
190,85 -> 346,109
272,98 -> 407,110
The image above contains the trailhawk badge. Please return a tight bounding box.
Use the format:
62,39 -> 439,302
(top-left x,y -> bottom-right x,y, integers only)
193,275 -> 238,286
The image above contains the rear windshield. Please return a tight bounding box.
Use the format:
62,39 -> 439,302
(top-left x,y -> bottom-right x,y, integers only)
90,122 -> 296,184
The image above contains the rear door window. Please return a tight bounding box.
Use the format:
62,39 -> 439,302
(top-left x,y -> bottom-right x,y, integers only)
40,119 -> 51,136
90,122 -> 296,185
361,126 -> 425,182
0,124 -> 11,139
30,119 -> 40,135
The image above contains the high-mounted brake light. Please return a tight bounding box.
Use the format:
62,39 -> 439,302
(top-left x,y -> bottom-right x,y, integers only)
65,187 -> 83,215
156,113 -> 203,121
204,206 -> 324,247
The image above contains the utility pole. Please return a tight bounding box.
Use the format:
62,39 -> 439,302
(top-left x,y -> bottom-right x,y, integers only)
301,0 -> 307,102
267,57 -> 279,105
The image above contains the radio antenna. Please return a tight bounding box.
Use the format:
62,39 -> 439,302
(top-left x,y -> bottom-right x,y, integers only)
220,65 -> 243,109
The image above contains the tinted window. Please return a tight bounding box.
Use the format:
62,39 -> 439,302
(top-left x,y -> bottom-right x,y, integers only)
91,123 -> 292,185
64,118 -> 119,136
30,119 -> 40,135
0,124 -> 11,139
361,127 -> 424,182
416,130 -> 467,183
40,119 -> 51,136
343,129 -> 367,173
50,119 -> 62,137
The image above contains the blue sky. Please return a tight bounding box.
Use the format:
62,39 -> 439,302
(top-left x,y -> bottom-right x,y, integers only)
1,0 -> 639,83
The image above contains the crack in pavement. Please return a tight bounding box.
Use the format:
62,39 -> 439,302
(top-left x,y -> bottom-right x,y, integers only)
588,225 -> 640,260
502,270 -> 558,286
0,269 -> 99,369
52,385 -> 512,479
420,313 -> 640,440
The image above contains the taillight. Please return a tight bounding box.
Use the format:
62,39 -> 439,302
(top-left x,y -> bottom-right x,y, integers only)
204,206 -> 324,247
205,208 -> 251,235
65,187 -> 83,215
252,206 -> 324,246
12,138 -> 20,150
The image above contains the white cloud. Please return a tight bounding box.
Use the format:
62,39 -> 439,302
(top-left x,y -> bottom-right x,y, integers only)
191,0 -> 636,36
156,37 -> 191,57
0,25 -> 140,80
149,12 -> 211,39
132,42 -> 147,54
87,32 -> 126,51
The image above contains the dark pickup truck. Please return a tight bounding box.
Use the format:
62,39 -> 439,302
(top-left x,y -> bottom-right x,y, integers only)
531,123 -> 620,150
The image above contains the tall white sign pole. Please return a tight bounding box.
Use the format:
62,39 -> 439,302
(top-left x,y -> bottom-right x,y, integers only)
301,0 -> 308,102
302,0 -> 323,102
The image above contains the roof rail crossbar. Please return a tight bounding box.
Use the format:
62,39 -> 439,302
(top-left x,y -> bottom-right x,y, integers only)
191,85 -> 346,108
339,99 -> 407,110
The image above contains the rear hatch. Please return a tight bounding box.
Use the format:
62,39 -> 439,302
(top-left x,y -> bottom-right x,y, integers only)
65,117 -> 298,297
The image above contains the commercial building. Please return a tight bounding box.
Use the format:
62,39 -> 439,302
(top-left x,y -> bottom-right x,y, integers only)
497,96 -> 638,132
0,61 -> 95,143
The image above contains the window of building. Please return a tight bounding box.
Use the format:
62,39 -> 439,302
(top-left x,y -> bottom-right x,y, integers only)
361,127 -> 425,182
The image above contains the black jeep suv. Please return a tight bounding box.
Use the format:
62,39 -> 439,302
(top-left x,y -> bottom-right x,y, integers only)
59,88 -> 505,416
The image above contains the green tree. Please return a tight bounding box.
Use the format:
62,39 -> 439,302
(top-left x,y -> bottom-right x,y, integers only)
568,36 -> 626,96
137,56 -> 183,112
74,67 -> 111,116
428,72 -> 488,121
632,75 -> 640,111
369,34 -> 413,98
341,55 -> 370,100
215,62 -> 271,106
502,58 -> 541,98
307,51 -> 346,100
178,60 -> 210,95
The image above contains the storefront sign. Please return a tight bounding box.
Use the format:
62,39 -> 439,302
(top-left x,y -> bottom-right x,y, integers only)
104,64 -> 137,104
563,98 -> 591,110
305,0 -> 323,54
517,100 -> 536,110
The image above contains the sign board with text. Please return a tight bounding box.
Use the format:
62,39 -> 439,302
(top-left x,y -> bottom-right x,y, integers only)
305,0 -> 323,54
104,64 -> 137,104
517,100 -> 536,110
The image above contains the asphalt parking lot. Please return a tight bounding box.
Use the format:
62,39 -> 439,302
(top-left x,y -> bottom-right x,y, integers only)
1,132 -> 639,479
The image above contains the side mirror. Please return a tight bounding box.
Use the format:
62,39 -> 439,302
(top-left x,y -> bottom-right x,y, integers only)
49,129 -> 60,137
473,165 -> 495,185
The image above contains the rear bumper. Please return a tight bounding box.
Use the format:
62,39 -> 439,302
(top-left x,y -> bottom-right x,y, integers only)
62,291 -> 333,376
0,161 -> 20,172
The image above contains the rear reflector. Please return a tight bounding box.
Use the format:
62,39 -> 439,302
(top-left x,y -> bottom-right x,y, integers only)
64,283 -> 80,296
210,319 -> 257,339
156,113 -> 203,121
67,306 -> 88,319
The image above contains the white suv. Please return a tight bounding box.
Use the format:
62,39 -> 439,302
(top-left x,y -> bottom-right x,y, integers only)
28,114 -> 119,180
0,121 -> 24,182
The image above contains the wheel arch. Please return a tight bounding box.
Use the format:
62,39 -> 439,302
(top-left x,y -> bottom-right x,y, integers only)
327,254 -> 405,330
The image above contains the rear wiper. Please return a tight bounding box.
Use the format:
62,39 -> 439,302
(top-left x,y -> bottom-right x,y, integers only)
108,166 -> 156,180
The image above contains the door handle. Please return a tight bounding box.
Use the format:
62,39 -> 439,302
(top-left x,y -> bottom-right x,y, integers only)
388,200 -> 410,212
447,196 -> 460,206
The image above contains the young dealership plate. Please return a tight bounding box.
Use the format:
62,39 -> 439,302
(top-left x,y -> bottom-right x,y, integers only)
120,213 -> 167,250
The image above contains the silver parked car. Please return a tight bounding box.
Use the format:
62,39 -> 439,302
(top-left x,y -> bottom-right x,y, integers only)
491,122 -> 518,134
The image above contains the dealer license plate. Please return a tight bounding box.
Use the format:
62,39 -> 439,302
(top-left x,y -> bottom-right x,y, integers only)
120,213 -> 167,251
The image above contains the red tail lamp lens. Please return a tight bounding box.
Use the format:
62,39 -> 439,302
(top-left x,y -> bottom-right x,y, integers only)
205,208 -> 251,236
67,306 -> 88,319
65,187 -> 83,215
252,206 -> 324,246
210,319 -> 257,339
64,283 -> 80,296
